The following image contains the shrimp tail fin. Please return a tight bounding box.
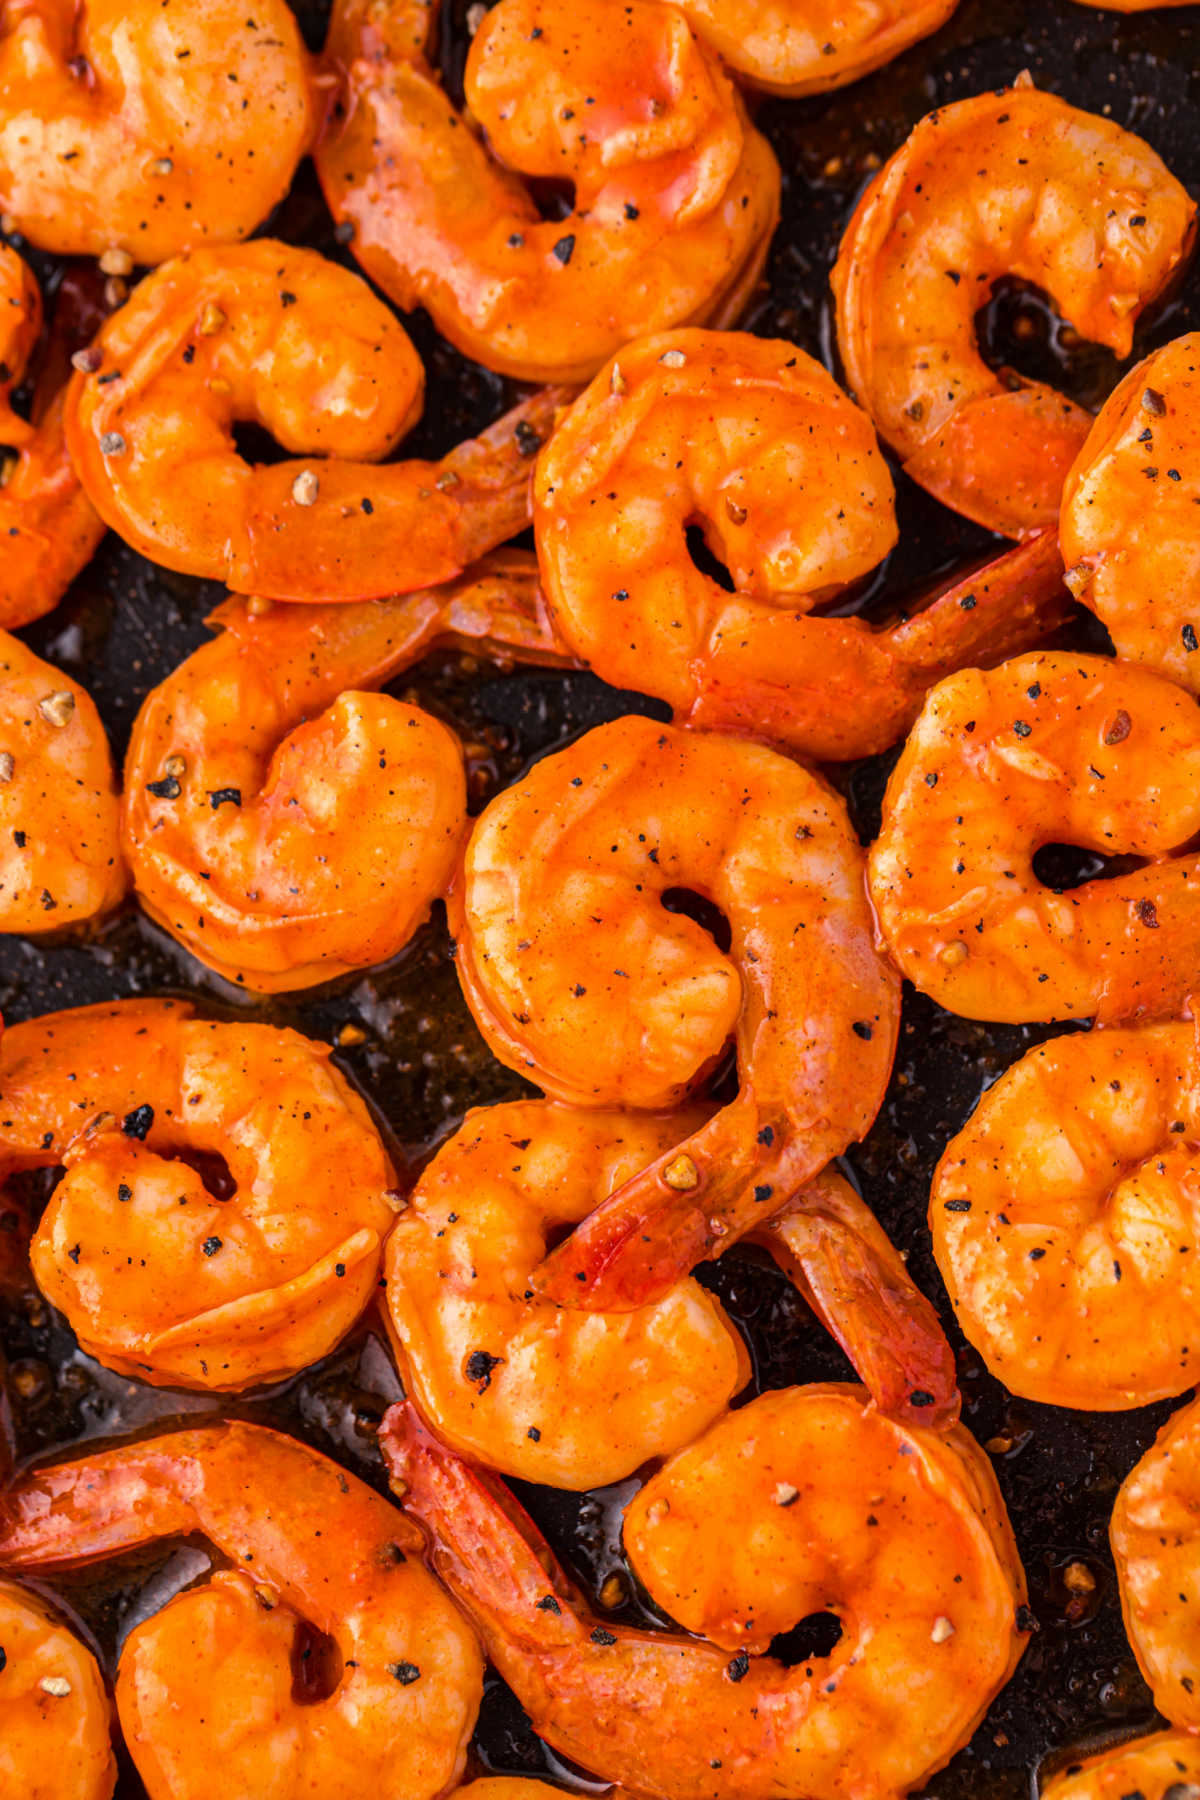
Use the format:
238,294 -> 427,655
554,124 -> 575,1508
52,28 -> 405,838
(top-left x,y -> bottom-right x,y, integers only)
435,386 -> 578,572
0,1436 -> 204,1569
890,530 -> 1071,682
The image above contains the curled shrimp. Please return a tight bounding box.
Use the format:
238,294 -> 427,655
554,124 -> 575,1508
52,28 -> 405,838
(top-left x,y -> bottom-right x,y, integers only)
1111,1393 -> 1200,1731
832,81 -> 1195,536
65,240 -> 568,599
868,652 -> 1200,1024
930,1022 -> 1200,1409
447,715 -> 900,1309
0,245 -> 105,627
1061,332 -> 1200,693
534,329 -> 1072,760
315,0 -> 780,384
669,0 -> 958,97
5,998 -> 399,1389
382,1385 -> 1028,1800
0,631 -> 126,932
123,554 -> 570,992
0,0 -> 316,262
0,1578 -> 115,1800
0,1422 -> 484,1799
1041,1731 -> 1200,1800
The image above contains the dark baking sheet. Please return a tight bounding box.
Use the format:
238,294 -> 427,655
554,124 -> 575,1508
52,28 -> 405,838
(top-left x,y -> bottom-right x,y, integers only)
6,1 -> 1200,1793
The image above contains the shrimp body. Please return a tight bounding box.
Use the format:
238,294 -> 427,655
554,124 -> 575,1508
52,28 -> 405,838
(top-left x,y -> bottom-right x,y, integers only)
671,0 -> 958,97
868,653 -> 1200,1024
832,84 -> 1195,536
4,999 -> 398,1389
0,1579 -> 116,1800
449,716 -> 899,1309
316,0 -> 780,383
0,631 -> 126,931
1111,1393 -> 1200,1730
382,1387 -> 1027,1800
1041,1731 -> 1200,1800
66,241 -> 566,599
931,1023 -> 1200,1409
0,1423 -> 484,1800
0,0 -> 316,262
535,329 -> 1072,759
1061,333 -> 1200,692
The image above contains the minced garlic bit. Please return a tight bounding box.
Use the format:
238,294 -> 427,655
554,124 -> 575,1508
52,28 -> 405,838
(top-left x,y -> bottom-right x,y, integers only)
773,1482 -> 799,1507
662,1153 -> 699,1191
198,302 -> 227,337
336,1022 -> 367,1047
291,469 -> 320,507
610,362 -> 627,395
38,690 -> 76,728
38,1675 -> 72,1698
1062,562 -> 1094,598
930,1616 -> 955,1644
99,248 -> 133,277
0,752 -> 14,784
659,349 -> 687,368
939,941 -> 968,970
1062,1561 -> 1095,1595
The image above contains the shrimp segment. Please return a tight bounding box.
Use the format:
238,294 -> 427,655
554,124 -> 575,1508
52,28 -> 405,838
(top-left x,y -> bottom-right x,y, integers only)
868,653 -> 1200,1024
0,0 -> 316,262
65,241 -> 567,599
0,1423 -> 484,1800
671,0 -> 958,97
1061,333 -> 1200,692
535,329 -> 1072,759
1042,1731 -> 1200,1800
382,1387 -> 1027,1800
832,84 -> 1195,535
315,0 -> 780,383
0,632 -> 126,931
1111,1394 -> 1200,1731
448,716 -> 899,1308
931,1023 -> 1200,1409
4,999 -> 398,1390
0,1579 -> 116,1800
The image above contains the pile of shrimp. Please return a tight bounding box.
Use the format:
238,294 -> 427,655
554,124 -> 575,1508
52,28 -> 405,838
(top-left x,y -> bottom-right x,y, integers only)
3,4 -> 1200,1797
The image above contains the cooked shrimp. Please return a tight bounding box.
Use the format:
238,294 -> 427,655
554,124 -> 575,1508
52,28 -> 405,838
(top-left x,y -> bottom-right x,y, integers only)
832,82 -> 1195,536
0,631 -> 126,932
535,329 -> 1072,760
1042,1731 -> 1200,1800
868,652 -> 1200,1024
2,998 -> 398,1389
670,0 -> 957,96
0,245 -> 105,627
931,1022 -> 1200,1409
123,554 -> 570,992
1111,1393 -> 1200,1730
0,1422 -> 483,1799
315,0 -> 780,384
65,240 -> 568,599
0,1578 -> 116,1800
448,715 -> 899,1310
0,0 -> 316,262
383,1386 -> 1028,1800
1061,332 -> 1200,693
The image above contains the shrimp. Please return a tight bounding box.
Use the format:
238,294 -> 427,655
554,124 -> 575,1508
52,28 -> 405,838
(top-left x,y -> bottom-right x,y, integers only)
0,1577 -> 116,1800
3,998 -> 399,1390
668,0 -> 958,97
122,554 -> 571,992
0,0 -> 316,263
930,1022 -> 1200,1409
1061,333 -> 1200,694
1111,1392 -> 1200,1731
832,81 -> 1196,537
447,715 -> 900,1310
315,0 -> 780,384
0,245 -> 105,627
65,240 -> 569,600
1041,1731 -> 1200,1800
382,1386 -> 1028,1800
534,329 -> 1072,761
0,1422 -> 484,1800
868,652 -> 1200,1024
0,631 -> 126,932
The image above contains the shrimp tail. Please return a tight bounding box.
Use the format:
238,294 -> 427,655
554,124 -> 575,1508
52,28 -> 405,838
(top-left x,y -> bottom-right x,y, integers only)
427,386 -> 578,576
0,1435 -> 204,1569
887,530 -> 1070,682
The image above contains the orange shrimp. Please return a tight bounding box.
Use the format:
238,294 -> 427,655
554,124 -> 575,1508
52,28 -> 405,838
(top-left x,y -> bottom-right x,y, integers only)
315,0 -> 780,384
868,653 -> 1200,1024
0,1578 -> 116,1800
4,998 -> 399,1390
1061,332 -> 1200,693
1042,1731 -> 1200,1800
448,714 -> 900,1310
670,0 -> 958,97
534,329 -> 1072,760
382,1387 -> 1028,1800
832,80 -> 1195,536
0,0 -> 316,262
65,240 -> 569,599
0,631 -> 126,932
0,1422 -> 484,1800
123,554 -> 571,992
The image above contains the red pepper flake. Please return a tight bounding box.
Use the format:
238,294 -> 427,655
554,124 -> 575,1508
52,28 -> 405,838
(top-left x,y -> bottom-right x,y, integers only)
1135,899 -> 1160,929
